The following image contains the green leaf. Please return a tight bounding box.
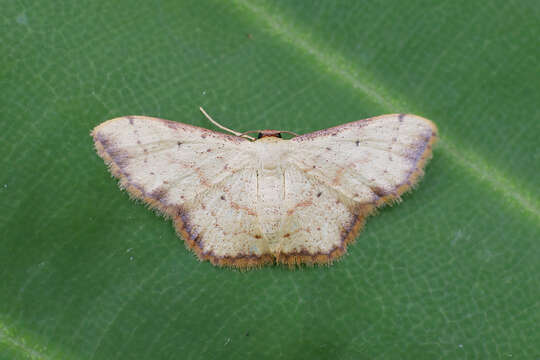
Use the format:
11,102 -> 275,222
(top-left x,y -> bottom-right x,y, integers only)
1,0 -> 539,359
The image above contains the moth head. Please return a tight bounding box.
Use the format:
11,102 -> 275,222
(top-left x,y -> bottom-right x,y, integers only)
257,130 -> 283,139
239,130 -> 300,141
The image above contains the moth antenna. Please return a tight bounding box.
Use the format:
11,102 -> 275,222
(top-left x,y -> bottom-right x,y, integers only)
199,107 -> 255,141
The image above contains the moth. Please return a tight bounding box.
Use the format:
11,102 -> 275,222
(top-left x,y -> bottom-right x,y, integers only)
91,108 -> 437,268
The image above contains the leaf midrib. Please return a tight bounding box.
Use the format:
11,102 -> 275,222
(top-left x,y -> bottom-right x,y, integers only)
0,320 -> 50,360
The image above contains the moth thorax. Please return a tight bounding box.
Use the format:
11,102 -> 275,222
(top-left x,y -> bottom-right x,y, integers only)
255,139 -> 286,170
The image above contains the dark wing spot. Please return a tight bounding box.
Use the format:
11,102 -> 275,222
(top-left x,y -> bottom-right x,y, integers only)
371,186 -> 386,197
220,195 -> 225,200
326,147 -> 331,151
317,192 -> 322,197
94,133 -> 110,147
151,187 -> 167,201
108,148 -> 130,167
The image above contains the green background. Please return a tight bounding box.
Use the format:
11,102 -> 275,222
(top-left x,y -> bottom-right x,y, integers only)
2,1 -> 539,359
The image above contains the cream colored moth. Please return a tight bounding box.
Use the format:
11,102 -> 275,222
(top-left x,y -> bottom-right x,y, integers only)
91,109 -> 437,268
